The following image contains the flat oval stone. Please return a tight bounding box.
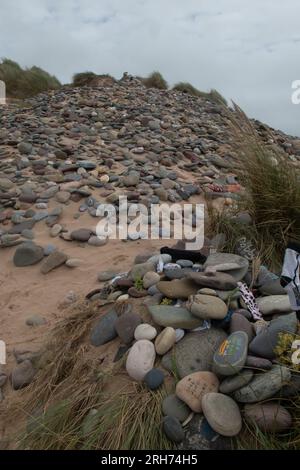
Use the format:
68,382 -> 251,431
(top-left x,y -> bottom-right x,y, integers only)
134,323 -> 157,341
234,365 -> 291,403
162,394 -> 191,423
90,309 -> 118,346
213,331 -> 248,376
13,242 -> 44,267
40,251 -> 68,274
163,416 -> 184,443
157,279 -> 198,299
244,403 -> 292,433
70,228 -> 93,242
148,305 -> 203,329
219,370 -> 254,394
202,393 -> 242,436
245,356 -> 272,370
256,295 -> 292,316
187,294 -> 227,320
155,327 -> 176,355
176,371 -> 219,412
115,312 -> 141,344
66,258 -> 82,268
126,340 -> 156,381
204,253 -> 249,282
230,312 -> 254,342
188,271 -> 237,290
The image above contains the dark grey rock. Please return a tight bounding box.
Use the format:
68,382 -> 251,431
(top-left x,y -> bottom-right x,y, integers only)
144,368 -> 164,390
90,309 -> 118,346
13,242 -> 44,267
249,312 -> 298,360
162,329 -> 227,378
162,394 -> 191,422
163,416 -> 184,443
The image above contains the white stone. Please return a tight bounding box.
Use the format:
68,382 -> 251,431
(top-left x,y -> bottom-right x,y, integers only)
126,340 -> 156,381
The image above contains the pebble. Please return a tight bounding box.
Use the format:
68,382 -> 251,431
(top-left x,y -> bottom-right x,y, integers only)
234,365 -> 291,403
186,294 -> 228,320
188,271 -> 237,290
175,328 -> 185,342
213,331 -> 248,376
155,327 -> 176,355
25,315 -> 47,327
219,370 -> 254,394
66,258 -> 82,268
143,271 -> 160,289
157,279 -> 198,299
148,305 -> 203,329
88,236 -> 108,246
126,339 -> 156,381
134,324 -> 157,341
144,368 -> 164,390
70,228 -> 93,242
90,309 -> 118,346
11,360 -> 36,390
13,242 -> 44,267
40,250 -> 68,274
204,253 -> 249,281
230,312 -> 254,342
50,224 -> 62,237
115,312 -> 141,344
162,329 -> 227,378
244,403 -> 292,433
202,393 -> 242,437
97,270 -> 116,282
249,312 -> 298,359
256,295 -> 292,316
176,371 -> 219,412
163,416 -> 185,443
245,356 -> 273,370
162,394 -> 191,423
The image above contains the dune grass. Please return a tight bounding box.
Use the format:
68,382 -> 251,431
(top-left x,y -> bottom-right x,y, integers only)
0,58 -> 61,99
6,299 -> 175,450
142,71 -> 168,90
208,104 -> 300,269
173,82 -> 227,105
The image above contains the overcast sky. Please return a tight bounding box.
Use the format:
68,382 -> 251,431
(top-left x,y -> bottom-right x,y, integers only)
1,0 -> 300,136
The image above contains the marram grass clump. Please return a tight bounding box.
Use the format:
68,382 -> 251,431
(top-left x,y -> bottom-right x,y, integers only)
5,298 -> 175,450
0,58 -> 61,99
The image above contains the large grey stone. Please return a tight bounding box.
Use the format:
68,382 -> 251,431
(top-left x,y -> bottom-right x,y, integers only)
90,309 -> 118,346
249,312 -> 298,359
234,365 -> 291,403
202,393 -> 242,437
162,329 -> 227,378
40,250 -> 68,274
188,271 -> 237,290
256,295 -> 292,316
162,394 -> 191,422
219,370 -> 254,394
13,242 -> 44,267
213,331 -> 248,376
204,253 -> 249,281
148,305 -> 203,329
